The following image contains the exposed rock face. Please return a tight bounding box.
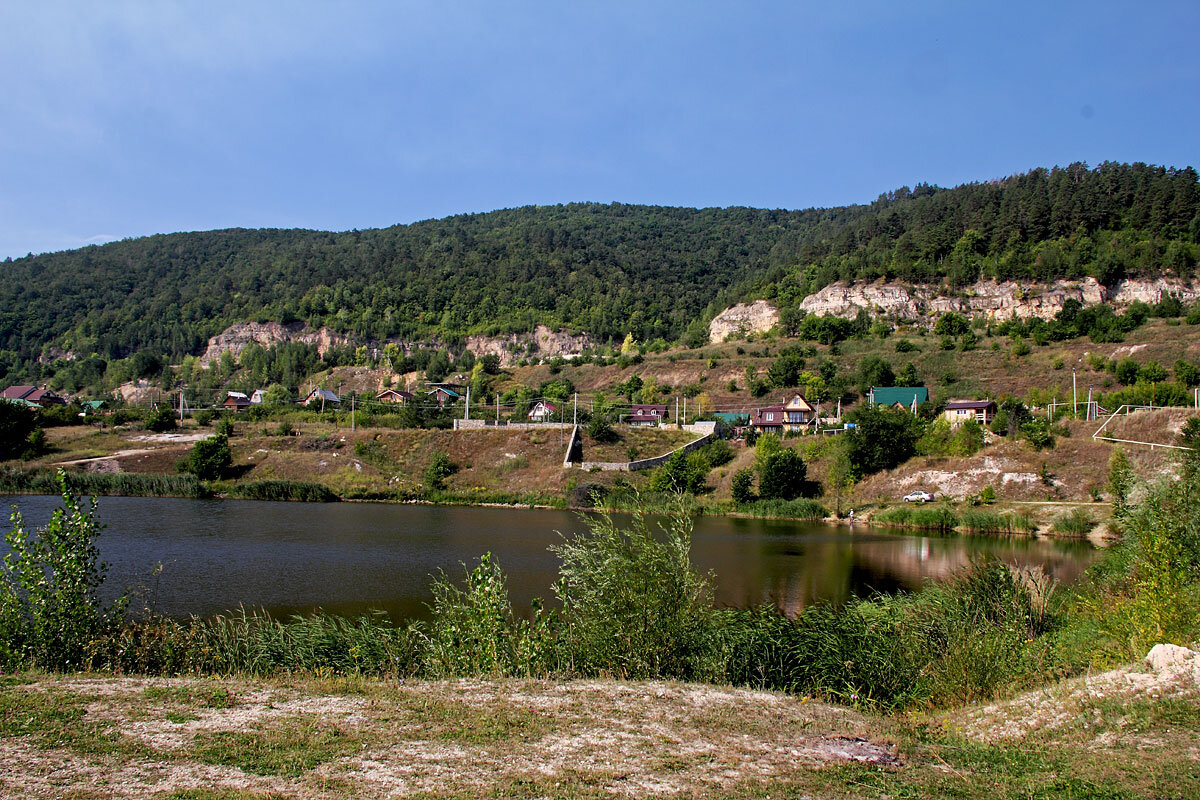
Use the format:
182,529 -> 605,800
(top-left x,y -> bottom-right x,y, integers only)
201,321 -> 593,369
199,322 -> 353,366
708,300 -> 781,343
796,277 -> 1200,324
1108,277 -> 1200,306
799,279 -> 1107,322
465,325 -> 596,367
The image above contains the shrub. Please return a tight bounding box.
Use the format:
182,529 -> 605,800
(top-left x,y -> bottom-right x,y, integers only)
193,409 -> 214,427
648,450 -> 709,495
586,414 -> 619,444
185,435 -> 233,480
420,553 -> 528,678
215,417 -> 235,438
424,451 -> 458,490
0,471 -> 125,670
757,449 -> 807,500
145,406 -> 177,433
700,439 -> 734,467
731,468 -> 756,504
552,510 -> 718,680
0,401 -> 41,460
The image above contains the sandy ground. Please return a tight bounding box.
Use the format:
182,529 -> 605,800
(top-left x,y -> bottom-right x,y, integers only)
0,677 -> 899,799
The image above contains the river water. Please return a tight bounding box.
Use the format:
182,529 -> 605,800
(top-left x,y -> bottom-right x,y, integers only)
0,495 -> 1096,621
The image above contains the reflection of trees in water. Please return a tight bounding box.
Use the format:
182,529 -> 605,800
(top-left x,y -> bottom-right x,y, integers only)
706,527 -> 1097,619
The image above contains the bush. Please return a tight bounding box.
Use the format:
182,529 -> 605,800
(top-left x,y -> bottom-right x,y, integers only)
0,401 -> 41,460
185,435 -> 233,480
215,417 -> 235,438
144,406 -> 177,433
0,471 -> 125,670
424,451 -> 458,490
193,409 -> 214,427
552,510 -> 718,680
757,449 -> 807,500
648,450 -> 709,495
420,554 -> 530,678
731,468 -> 756,504
700,439 -> 734,467
586,414 -> 619,444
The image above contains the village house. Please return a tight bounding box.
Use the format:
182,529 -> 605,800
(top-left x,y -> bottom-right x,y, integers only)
428,387 -> 459,407
302,388 -> 340,408
943,399 -> 997,426
528,400 -> 557,422
868,386 -> 929,413
222,392 -> 252,412
626,403 -> 668,427
0,385 -> 66,406
751,405 -> 785,434
250,389 -> 267,404
376,389 -> 414,404
782,393 -> 816,430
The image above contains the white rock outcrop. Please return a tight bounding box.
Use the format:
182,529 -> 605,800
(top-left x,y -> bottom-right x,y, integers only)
465,325 -> 596,367
199,322 -> 353,366
708,300 -> 781,343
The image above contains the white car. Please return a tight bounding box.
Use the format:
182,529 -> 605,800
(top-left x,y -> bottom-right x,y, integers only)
903,491 -> 934,503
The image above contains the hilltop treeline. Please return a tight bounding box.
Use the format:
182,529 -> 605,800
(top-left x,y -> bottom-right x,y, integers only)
0,161 -> 1196,385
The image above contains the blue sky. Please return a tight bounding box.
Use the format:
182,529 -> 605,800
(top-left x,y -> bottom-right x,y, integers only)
1,1 -> 1197,259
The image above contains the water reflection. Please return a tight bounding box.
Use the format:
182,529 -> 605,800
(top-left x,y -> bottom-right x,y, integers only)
0,496 -> 1095,621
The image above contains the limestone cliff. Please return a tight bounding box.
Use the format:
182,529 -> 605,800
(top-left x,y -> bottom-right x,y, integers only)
198,322 -> 354,366
709,277 -> 1200,340
200,321 -> 593,368
465,325 -> 596,367
708,300 -> 781,343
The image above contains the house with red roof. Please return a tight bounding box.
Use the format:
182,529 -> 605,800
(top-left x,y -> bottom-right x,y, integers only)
626,403 -> 669,427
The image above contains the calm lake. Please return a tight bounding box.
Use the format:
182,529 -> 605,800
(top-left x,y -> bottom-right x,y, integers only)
0,495 -> 1097,621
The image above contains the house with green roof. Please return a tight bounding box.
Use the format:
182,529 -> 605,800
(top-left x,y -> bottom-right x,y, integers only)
868,386 -> 928,412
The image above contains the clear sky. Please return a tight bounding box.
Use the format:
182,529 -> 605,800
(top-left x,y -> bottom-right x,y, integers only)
1,1 -> 1197,259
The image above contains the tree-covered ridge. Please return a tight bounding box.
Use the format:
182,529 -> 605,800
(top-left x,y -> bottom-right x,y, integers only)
0,162 -> 1196,384
758,161 -> 1200,306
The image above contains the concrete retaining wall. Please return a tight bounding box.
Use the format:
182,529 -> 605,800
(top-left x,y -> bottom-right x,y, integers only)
562,425 -> 582,467
575,432 -> 715,472
453,419 -> 571,430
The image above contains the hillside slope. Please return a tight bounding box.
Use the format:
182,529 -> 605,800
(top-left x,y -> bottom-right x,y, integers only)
1,162 -> 1196,385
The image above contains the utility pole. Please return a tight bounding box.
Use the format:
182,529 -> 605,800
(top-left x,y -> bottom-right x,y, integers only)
573,392 -> 577,425
496,393 -> 500,422
465,387 -> 470,421
1073,370 -> 1077,418
351,394 -> 355,432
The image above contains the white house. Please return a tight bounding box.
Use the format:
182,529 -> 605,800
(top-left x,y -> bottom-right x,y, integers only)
528,400 -> 557,422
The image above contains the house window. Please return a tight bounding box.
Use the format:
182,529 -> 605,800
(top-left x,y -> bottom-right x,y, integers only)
766,413 -> 774,421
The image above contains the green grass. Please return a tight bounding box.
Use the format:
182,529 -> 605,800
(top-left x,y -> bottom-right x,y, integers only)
0,467 -> 211,498
188,714 -> 361,777
959,509 -> 1038,535
738,497 -> 828,520
226,480 -> 339,502
1050,507 -> 1096,537
874,504 -> 960,532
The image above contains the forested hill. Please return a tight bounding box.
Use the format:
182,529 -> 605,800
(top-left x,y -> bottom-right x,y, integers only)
0,161 -> 1197,381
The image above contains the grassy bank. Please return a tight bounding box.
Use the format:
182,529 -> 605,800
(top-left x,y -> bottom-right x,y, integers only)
4,667 -> 1196,799
0,466 -> 212,499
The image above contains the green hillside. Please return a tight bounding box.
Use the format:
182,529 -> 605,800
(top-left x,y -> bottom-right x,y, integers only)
0,161 -> 1197,387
